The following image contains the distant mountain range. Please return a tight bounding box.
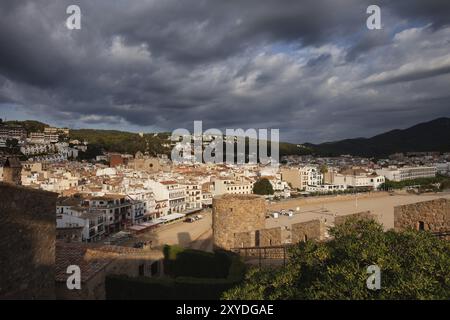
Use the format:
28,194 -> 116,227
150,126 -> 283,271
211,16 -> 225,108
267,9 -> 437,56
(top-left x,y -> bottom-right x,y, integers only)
3,117 -> 449,158
304,117 -> 450,157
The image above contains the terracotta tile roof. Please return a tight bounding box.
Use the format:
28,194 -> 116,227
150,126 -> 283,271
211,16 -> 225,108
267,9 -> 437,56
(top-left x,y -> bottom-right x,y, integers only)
55,241 -> 112,282
160,180 -> 177,185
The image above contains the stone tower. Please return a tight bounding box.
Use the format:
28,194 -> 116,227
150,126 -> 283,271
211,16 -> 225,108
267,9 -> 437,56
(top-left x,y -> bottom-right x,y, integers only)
212,194 -> 266,250
2,157 -> 22,185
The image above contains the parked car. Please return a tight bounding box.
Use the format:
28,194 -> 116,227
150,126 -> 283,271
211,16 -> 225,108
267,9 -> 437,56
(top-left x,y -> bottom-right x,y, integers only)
195,214 -> 203,220
184,217 -> 196,223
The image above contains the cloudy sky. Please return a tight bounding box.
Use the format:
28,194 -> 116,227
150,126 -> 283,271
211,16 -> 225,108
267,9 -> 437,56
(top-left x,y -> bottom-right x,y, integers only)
0,0 -> 449,143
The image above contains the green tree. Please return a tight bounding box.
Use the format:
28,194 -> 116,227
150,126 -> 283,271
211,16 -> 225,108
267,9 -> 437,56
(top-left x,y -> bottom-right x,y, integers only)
77,143 -> 104,161
252,178 -> 274,195
5,138 -> 18,149
223,218 -> 450,300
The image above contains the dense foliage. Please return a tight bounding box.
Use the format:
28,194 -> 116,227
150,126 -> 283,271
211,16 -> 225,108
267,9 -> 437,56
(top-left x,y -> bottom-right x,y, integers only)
253,178 -> 275,195
163,245 -> 233,278
223,218 -> 450,300
106,246 -> 246,300
380,175 -> 450,191
4,120 -> 47,133
70,129 -> 170,156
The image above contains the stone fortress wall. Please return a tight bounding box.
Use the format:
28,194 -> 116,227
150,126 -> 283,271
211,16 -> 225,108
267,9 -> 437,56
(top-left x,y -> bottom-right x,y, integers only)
291,219 -> 326,243
212,194 -> 380,249
212,194 -> 266,250
0,183 -> 57,299
394,198 -> 450,233
334,211 -> 375,226
213,196 -> 450,251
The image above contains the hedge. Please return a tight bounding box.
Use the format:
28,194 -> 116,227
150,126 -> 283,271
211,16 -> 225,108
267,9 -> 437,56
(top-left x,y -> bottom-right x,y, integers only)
105,248 -> 246,300
163,245 -> 232,278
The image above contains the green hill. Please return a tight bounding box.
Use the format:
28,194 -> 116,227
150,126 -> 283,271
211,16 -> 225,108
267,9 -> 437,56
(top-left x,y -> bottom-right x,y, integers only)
5,117 -> 449,158
306,117 -> 450,157
3,120 -> 47,133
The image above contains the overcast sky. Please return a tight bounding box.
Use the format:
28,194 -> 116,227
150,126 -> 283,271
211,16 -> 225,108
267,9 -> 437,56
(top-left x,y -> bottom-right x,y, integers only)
0,0 -> 449,143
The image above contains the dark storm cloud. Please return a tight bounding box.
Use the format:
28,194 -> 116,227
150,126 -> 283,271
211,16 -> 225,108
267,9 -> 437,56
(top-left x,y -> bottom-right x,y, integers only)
0,0 -> 449,143
364,64 -> 450,86
381,0 -> 450,28
345,31 -> 391,62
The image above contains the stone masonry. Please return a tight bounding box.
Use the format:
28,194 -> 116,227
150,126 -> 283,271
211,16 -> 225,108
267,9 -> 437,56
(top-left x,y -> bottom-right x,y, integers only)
334,211 -> 375,226
394,198 -> 450,233
258,227 -> 282,246
0,183 -> 57,299
234,230 -> 255,248
291,219 -> 326,243
212,194 -> 266,250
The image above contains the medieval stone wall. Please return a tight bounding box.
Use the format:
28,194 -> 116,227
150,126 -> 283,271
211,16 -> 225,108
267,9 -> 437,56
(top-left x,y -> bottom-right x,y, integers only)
394,198 -> 450,233
291,219 -> 325,243
258,227 -> 282,246
212,194 -> 266,250
334,211 -> 375,226
0,183 -> 57,299
234,231 -> 255,248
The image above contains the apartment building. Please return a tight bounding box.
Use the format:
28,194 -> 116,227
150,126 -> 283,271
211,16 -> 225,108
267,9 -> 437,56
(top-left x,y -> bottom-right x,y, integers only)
0,125 -> 26,140
29,132 -> 59,143
126,189 -> 157,221
146,180 -> 186,214
183,182 -> 203,210
376,166 -> 437,182
300,166 -> 323,188
281,166 -> 323,191
212,178 -> 253,196
44,126 -> 70,136
20,143 -> 52,156
84,194 -> 133,233
306,184 -> 346,193
56,198 -> 106,242
333,169 -> 385,189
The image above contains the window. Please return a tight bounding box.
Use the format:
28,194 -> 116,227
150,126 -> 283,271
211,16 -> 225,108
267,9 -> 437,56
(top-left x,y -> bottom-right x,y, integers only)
417,221 -> 425,231
255,230 -> 260,247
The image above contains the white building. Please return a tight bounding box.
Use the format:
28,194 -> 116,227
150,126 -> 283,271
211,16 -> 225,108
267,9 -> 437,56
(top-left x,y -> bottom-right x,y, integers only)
126,189 -> 157,221
433,163 -> 450,176
56,200 -> 106,242
183,182 -> 203,211
212,178 -> 253,196
201,191 -> 213,207
306,184 -> 346,193
299,166 -> 323,190
333,171 -> 385,189
146,180 -> 186,214
376,166 -> 437,182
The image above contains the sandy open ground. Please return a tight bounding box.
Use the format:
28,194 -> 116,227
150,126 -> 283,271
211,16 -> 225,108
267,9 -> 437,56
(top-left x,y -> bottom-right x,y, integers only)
126,192 -> 450,250
124,209 -> 213,251
266,192 -> 450,230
